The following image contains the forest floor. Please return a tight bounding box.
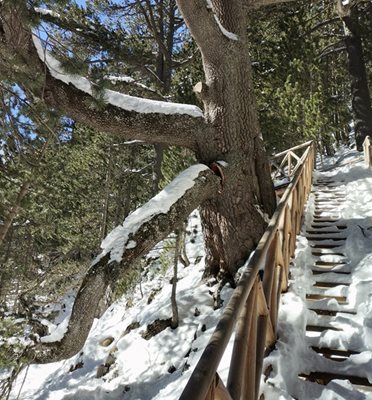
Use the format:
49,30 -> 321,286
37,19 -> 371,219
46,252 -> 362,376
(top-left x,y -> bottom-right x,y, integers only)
5,145 -> 372,400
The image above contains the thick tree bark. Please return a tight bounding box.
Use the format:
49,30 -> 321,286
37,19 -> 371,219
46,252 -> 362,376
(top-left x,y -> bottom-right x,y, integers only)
177,0 -> 276,277
337,2 -> 372,151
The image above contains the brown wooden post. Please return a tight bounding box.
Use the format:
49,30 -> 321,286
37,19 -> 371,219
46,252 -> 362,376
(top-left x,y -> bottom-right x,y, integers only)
270,264 -> 280,333
244,280 -> 258,400
227,281 -> 257,399
206,373 -> 233,400
255,282 -> 270,399
287,151 -> 292,176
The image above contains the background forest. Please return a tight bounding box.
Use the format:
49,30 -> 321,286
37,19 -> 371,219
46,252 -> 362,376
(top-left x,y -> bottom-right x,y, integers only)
0,0 -> 371,392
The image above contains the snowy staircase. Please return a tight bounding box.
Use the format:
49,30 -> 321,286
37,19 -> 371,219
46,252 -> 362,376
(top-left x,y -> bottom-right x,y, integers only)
297,177 -> 372,392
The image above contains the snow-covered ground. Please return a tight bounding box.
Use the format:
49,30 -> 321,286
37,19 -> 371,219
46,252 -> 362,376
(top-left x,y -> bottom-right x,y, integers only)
7,212 -> 236,400
5,146 -> 372,400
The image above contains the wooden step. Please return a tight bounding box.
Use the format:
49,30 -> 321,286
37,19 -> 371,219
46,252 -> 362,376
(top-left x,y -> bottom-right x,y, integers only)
312,269 -> 350,275
313,281 -> 350,288
309,309 -> 356,316
315,261 -> 346,266
306,237 -> 346,241
310,244 -> 343,249
311,225 -> 346,230
311,251 -> 345,256
311,346 -> 359,359
306,294 -> 348,304
306,325 -> 342,332
312,218 -> 340,223
314,199 -> 344,202
299,372 -> 372,387
312,264 -> 350,273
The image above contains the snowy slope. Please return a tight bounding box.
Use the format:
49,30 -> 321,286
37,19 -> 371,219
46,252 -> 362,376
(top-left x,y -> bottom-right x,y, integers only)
9,212 -> 236,400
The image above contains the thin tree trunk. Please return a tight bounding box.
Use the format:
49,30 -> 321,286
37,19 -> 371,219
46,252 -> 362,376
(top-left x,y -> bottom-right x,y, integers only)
178,222 -> 190,267
100,144 -> 113,241
0,181 -> 31,244
171,228 -> 180,329
152,144 -> 165,194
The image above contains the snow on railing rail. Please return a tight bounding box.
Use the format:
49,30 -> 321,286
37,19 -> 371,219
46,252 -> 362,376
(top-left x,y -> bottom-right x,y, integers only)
180,141 -> 315,400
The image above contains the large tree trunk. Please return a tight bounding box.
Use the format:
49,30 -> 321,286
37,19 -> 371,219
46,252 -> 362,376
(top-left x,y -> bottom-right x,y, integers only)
339,3 -> 372,151
179,1 -> 276,277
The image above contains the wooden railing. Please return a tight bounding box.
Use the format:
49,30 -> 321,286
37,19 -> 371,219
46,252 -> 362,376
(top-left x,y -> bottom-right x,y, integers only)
363,136 -> 372,167
271,140 -> 313,183
180,141 -> 315,400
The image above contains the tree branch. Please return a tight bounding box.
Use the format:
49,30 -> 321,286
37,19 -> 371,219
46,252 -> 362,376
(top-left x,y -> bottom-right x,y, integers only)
245,0 -> 297,8
33,7 -> 153,69
36,164 -> 222,362
0,4 -> 208,150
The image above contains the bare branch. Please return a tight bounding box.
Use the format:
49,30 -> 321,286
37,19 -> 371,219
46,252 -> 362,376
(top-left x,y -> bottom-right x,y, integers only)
37,164 -> 222,362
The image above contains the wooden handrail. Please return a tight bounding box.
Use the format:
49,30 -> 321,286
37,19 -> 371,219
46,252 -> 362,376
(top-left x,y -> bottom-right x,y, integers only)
272,140 -> 313,159
271,140 -> 313,182
180,141 -> 314,400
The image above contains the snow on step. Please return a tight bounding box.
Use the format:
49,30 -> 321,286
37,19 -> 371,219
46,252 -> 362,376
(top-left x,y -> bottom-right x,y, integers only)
306,285 -> 349,298
262,150 -> 372,400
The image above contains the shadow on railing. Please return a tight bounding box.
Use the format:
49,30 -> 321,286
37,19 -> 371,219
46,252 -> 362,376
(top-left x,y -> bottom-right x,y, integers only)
180,141 -> 315,400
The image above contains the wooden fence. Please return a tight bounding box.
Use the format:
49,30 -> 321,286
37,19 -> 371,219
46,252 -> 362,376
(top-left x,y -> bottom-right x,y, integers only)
180,141 -> 315,400
271,140 -> 313,181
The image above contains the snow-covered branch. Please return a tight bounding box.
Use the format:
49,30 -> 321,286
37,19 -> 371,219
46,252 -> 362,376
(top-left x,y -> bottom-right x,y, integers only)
0,3 -> 209,149
40,164 -> 222,361
33,36 -> 202,118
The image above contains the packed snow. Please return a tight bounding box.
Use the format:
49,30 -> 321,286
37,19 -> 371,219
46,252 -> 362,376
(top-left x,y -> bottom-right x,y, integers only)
4,145 -> 372,400
32,36 -> 203,118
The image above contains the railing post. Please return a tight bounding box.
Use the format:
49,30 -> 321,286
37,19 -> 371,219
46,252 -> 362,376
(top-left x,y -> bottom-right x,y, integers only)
227,280 -> 257,399
363,136 -> 372,168
206,373 -> 233,400
287,151 -> 292,176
